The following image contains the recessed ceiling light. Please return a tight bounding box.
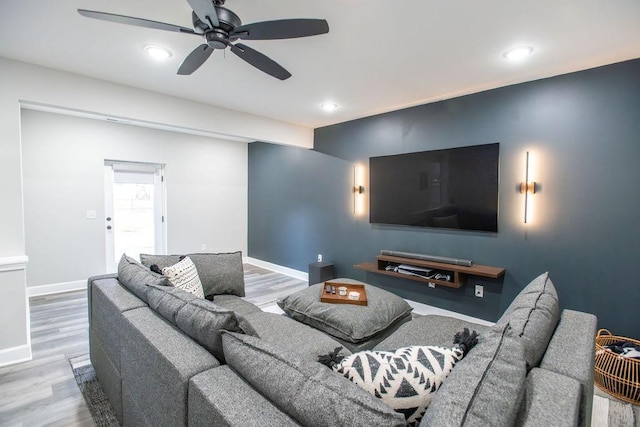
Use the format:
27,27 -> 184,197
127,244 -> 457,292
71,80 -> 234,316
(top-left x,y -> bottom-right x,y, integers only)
321,102 -> 338,112
503,46 -> 534,61
144,45 -> 172,60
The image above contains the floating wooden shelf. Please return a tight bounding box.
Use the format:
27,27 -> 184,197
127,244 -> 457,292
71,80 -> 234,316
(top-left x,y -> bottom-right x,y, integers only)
354,255 -> 506,289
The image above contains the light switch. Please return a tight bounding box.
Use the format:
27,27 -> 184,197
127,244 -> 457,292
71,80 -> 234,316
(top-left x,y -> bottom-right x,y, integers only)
86,210 -> 97,219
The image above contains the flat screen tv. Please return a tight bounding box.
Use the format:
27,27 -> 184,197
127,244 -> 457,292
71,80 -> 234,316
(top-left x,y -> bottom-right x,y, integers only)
369,143 -> 499,232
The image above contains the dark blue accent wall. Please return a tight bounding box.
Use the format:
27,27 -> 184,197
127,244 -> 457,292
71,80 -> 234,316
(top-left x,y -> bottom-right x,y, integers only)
249,59 -> 640,336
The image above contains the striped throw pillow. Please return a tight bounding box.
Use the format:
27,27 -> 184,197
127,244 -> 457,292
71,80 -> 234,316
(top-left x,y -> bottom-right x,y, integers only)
162,256 -> 204,298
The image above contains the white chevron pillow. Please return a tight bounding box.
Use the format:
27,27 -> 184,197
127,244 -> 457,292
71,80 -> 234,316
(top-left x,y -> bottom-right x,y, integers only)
162,256 -> 204,298
333,345 -> 463,426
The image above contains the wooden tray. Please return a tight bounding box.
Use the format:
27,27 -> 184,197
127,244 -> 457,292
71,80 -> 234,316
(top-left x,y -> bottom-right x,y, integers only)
320,282 -> 368,306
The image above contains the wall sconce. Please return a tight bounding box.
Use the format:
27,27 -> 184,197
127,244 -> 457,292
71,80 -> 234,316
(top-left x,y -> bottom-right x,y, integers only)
520,151 -> 537,223
353,164 -> 365,215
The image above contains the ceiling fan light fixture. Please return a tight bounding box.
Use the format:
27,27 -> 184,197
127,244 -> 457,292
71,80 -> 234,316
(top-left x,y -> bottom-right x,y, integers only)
503,46 -> 534,61
321,102 -> 338,112
144,45 -> 172,60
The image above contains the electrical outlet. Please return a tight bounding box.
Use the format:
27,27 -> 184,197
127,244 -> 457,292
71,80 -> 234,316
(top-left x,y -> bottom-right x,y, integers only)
201,243 -> 207,251
475,284 -> 484,298
317,254 -> 323,262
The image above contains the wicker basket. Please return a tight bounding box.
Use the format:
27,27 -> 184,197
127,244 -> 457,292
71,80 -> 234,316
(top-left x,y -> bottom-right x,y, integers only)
594,329 -> 640,405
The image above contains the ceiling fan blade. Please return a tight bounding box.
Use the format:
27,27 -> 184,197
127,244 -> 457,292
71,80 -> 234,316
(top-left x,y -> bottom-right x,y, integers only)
231,19 -> 329,40
78,9 -> 197,34
186,0 -> 219,28
178,44 -> 214,75
230,43 -> 291,80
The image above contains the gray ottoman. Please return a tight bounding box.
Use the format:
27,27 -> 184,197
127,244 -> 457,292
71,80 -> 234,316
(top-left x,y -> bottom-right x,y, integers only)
277,278 -> 414,352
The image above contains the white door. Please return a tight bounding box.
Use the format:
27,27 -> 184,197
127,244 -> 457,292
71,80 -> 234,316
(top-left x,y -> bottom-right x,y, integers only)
104,161 -> 166,272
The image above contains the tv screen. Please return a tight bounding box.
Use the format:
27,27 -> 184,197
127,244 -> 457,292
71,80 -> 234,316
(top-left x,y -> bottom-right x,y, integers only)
369,143 -> 499,232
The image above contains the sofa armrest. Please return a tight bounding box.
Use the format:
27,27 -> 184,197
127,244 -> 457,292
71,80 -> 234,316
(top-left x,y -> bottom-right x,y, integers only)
189,365 -> 301,427
121,307 -> 220,426
539,309 -> 597,427
87,273 -> 119,326
517,368 -> 581,427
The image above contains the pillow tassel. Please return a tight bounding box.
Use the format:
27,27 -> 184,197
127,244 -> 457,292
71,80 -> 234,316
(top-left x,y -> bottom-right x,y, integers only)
317,346 -> 345,369
453,328 -> 479,355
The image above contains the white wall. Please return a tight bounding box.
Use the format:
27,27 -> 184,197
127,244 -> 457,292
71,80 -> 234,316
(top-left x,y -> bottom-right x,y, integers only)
0,56 -> 312,365
22,109 -> 248,290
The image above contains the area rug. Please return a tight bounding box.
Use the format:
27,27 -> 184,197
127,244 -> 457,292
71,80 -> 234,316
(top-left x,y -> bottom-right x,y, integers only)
592,389 -> 638,427
69,354 -> 120,427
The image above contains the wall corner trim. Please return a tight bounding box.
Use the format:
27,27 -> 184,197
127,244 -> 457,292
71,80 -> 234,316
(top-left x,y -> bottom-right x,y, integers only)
0,255 -> 29,272
244,257 -> 309,282
0,344 -> 32,368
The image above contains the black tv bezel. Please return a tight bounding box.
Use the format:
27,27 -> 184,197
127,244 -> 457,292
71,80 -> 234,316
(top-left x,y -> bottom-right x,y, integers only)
368,143 -> 500,233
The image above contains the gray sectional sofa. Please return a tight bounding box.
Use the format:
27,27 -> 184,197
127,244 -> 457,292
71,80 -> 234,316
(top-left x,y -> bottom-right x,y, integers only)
88,263 -> 597,427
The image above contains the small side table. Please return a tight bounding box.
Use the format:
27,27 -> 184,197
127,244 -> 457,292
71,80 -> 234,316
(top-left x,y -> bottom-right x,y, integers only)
308,262 -> 335,286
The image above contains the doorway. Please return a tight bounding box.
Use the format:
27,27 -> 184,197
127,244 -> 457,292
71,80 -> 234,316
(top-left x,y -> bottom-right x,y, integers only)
104,161 -> 166,272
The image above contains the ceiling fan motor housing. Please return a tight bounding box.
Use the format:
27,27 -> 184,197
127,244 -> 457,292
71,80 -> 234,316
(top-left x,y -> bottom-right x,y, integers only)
202,7 -> 241,48
206,30 -> 229,49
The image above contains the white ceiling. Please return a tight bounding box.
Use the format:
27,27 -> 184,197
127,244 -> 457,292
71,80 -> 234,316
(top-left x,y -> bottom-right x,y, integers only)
2,0 -> 640,129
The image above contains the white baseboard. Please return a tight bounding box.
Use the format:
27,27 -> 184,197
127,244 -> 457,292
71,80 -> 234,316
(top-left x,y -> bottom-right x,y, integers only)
0,344 -> 32,368
244,257 -> 308,282
27,280 -> 86,297
406,299 -> 495,326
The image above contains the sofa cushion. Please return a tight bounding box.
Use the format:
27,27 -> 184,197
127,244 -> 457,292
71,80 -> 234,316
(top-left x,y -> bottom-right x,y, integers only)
147,285 -> 245,362
333,345 -> 465,425
188,252 -> 245,297
238,311 -> 352,361
516,368 -> 581,426
497,272 -> 560,369
188,366 -> 300,427
277,280 -> 413,344
420,324 -> 526,426
222,331 -> 406,427
139,253 -> 184,270
147,284 -> 197,324
161,256 -> 205,298
374,315 -> 489,351
212,294 -> 262,317
117,254 -> 170,302
175,298 -> 245,362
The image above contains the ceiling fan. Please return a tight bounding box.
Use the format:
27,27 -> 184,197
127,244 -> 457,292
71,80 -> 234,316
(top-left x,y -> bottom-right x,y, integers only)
78,0 -> 329,80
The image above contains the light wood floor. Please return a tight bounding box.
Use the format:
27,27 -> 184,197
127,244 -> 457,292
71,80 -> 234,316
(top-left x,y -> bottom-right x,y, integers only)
0,290 -> 94,426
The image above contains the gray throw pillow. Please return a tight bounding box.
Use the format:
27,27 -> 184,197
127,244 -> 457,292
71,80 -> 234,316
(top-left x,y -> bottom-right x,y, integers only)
175,299 -> 244,362
147,285 -> 245,362
117,254 -> 171,302
139,253 -> 184,270
420,324 -> 527,426
277,280 -> 413,343
221,331 -> 406,427
187,252 -> 245,297
146,284 -> 197,324
497,272 -> 560,369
